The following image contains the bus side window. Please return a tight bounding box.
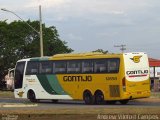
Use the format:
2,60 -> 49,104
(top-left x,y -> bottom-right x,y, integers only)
26,61 -> 39,75
39,61 -> 52,74
82,60 -> 93,73
67,61 -> 81,73
54,61 -> 66,74
94,60 -> 107,73
107,59 -> 120,73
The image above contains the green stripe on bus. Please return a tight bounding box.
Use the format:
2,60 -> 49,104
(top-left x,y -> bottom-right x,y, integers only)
46,75 -> 67,95
37,75 -> 67,95
37,75 -> 58,95
30,57 -> 49,61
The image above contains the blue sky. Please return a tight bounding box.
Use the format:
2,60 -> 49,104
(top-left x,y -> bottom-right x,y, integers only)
1,0 -> 160,58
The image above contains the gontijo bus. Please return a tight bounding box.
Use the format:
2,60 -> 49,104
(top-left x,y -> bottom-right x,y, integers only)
14,52 -> 150,104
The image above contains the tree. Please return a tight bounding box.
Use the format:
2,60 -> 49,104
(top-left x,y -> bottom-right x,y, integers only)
92,49 -> 108,54
0,20 -> 73,83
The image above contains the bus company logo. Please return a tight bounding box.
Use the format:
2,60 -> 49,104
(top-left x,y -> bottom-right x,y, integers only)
17,91 -> 24,97
126,70 -> 148,77
130,56 -> 142,63
63,75 -> 92,82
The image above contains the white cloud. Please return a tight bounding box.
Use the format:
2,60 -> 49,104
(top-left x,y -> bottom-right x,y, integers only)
26,0 -> 71,8
34,0 -> 153,23
1,0 -> 152,22
1,0 -> 160,58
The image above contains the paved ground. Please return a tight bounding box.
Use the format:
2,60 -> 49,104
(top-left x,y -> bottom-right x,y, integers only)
0,97 -> 160,110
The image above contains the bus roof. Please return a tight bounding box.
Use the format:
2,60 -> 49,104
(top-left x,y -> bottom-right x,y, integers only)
17,52 -> 147,62
17,56 -> 51,62
51,52 -> 123,60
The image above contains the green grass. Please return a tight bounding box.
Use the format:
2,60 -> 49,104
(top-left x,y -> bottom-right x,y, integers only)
0,91 -> 14,98
151,92 -> 160,98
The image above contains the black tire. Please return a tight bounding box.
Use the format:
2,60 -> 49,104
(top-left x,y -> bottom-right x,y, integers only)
52,100 -> 58,103
119,100 -> 129,105
95,91 -> 105,105
83,90 -> 94,105
27,90 -> 37,103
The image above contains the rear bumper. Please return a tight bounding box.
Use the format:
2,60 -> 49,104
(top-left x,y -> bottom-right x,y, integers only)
122,90 -> 151,100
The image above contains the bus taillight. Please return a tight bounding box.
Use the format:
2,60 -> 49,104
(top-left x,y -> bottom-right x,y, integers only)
122,77 -> 126,91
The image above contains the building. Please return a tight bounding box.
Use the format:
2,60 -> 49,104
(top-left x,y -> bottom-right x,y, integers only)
149,58 -> 160,91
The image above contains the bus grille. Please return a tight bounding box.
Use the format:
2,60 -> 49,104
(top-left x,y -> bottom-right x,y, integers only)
109,85 -> 120,97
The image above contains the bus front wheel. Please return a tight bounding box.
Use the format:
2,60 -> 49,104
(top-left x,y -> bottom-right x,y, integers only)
83,90 -> 94,105
27,90 -> 37,103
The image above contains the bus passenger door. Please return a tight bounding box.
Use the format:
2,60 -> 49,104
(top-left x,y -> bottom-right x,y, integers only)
14,61 -> 26,98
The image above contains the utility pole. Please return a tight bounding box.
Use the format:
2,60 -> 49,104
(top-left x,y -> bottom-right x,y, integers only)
114,44 -> 126,53
39,5 -> 43,57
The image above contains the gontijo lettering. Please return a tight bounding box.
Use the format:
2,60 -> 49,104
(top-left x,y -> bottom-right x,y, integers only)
63,76 -> 92,82
126,70 -> 148,75
126,70 -> 149,77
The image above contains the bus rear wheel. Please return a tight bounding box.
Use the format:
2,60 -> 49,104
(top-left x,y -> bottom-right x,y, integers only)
83,90 -> 94,105
27,90 -> 37,103
95,91 -> 105,105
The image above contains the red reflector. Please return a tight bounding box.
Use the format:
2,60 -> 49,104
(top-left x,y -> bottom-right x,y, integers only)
122,77 -> 126,86
129,74 -> 147,78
